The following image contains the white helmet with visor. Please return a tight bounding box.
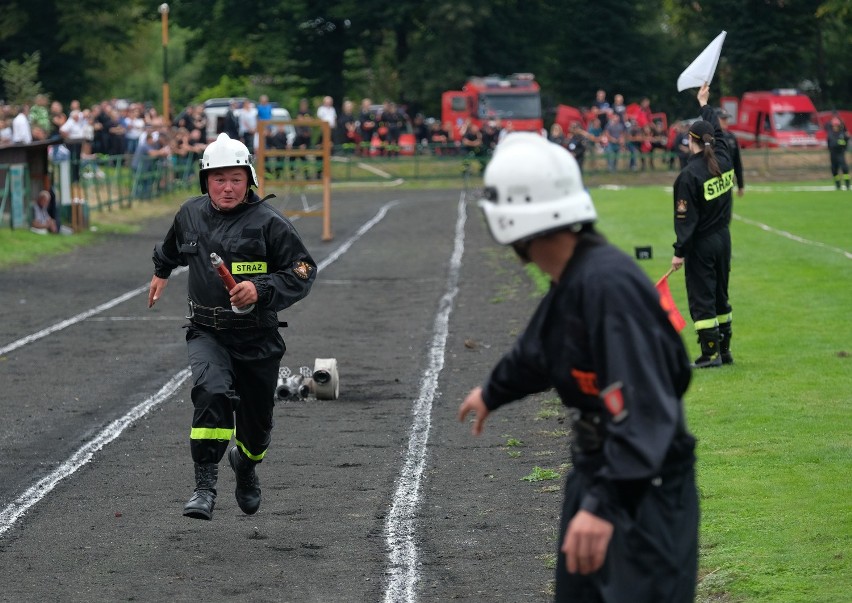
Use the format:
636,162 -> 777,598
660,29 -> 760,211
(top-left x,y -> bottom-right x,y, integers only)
479,132 -> 596,245
199,133 -> 258,193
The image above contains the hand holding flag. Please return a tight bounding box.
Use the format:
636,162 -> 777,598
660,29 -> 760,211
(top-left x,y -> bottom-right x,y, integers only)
656,269 -> 687,333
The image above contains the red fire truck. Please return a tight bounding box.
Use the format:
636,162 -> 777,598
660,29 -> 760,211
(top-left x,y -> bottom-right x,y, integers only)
441,73 -> 543,141
720,89 -> 826,148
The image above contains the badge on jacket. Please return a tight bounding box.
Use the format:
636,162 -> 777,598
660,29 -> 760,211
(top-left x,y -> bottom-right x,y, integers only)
600,381 -> 628,423
292,260 -> 313,280
677,199 -> 688,214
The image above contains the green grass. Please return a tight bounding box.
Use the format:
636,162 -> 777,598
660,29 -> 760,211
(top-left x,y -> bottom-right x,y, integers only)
522,466 -> 562,482
578,183 -> 851,602
0,191 -> 187,269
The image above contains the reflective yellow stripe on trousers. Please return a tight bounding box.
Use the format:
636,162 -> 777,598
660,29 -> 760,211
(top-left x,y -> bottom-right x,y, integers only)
235,438 -> 267,462
190,427 -> 234,441
694,318 -> 718,331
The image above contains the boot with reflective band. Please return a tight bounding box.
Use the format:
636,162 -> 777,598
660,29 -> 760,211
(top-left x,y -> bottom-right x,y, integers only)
719,322 -> 734,365
693,327 -> 723,368
229,447 -> 261,515
183,463 -> 218,520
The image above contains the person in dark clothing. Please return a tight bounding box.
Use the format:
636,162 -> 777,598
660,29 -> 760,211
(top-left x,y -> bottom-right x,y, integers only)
565,122 -> 589,172
223,100 -> 240,140
459,132 -> 699,603
358,98 -> 378,156
292,98 -> 316,179
671,84 -> 735,367
148,133 -> 316,520
716,108 -> 745,197
380,101 -> 406,157
337,99 -> 361,153
825,116 -> 850,190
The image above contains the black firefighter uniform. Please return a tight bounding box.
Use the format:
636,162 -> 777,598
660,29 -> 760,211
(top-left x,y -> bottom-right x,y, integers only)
672,105 -> 735,340
152,190 -> 316,466
482,236 -> 699,602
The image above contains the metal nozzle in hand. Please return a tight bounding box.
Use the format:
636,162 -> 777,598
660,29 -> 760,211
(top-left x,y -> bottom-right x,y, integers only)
210,252 -> 255,314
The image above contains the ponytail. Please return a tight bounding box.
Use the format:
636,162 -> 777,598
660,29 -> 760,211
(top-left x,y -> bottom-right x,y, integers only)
701,133 -> 721,178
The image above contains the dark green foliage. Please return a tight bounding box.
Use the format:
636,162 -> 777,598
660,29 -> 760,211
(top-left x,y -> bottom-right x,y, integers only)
1,51 -> 43,105
0,0 -> 849,121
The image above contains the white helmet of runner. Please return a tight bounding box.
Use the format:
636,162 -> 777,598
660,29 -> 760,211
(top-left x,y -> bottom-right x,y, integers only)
479,132 -> 596,245
199,132 -> 258,193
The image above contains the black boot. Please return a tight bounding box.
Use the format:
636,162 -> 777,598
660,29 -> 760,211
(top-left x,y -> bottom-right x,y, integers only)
228,447 -> 261,515
183,463 -> 217,520
719,322 -> 734,365
693,327 -> 723,368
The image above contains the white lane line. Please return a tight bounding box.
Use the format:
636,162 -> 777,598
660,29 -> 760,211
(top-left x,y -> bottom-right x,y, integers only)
355,162 -> 394,178
0,266 -> 188,357
0,206 -> 308,357
0,201 -> 397,539
316,201 -> 399,271
383,197 -> 467,603
0,200 -> 396,357
0,368 -> 192,538
745,185 -> 837,192
733,213 -> 852,259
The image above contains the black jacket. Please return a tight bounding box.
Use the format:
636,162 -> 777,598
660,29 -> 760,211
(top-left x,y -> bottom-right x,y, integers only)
722,129 -> 744,190
673,105 -> 734,258
152,191 -> 316,329
827,126 -> 849,155
482,236 -> 694,521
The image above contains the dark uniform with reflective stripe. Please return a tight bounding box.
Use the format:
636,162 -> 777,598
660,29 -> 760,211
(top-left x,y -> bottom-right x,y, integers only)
673,105 -> 734,334
153,191 -> 315,465
482,235 -> 698,603
826,123 -> 850,189
721,128 -> 744,195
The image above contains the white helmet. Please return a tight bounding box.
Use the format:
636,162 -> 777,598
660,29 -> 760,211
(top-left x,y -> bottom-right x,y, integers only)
199,133 -> 258,193
479,132 -> 596,245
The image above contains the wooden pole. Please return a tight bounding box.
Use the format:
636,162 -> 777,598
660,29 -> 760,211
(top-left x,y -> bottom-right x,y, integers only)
321,121 -> 333,241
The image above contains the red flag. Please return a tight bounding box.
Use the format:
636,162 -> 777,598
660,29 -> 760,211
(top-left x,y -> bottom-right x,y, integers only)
655,273 -> 687,333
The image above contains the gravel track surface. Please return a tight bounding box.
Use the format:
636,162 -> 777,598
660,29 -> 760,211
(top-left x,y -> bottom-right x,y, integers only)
0,188 -> 569,602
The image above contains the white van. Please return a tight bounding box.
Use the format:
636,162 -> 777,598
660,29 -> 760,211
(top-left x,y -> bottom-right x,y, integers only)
202,98 -> 296,147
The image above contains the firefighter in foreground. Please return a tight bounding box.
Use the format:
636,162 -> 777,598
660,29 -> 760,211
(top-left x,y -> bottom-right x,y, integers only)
148,133 -> 316,520
458,133 -> 699,602
671,83 -> 735,368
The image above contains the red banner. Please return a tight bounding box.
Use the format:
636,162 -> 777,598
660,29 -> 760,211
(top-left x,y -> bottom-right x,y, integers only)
655,274 -> 687,333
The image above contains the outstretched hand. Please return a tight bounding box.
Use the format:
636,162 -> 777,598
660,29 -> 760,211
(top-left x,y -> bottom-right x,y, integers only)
148,275 -> 168,308
458,387 -> 490,435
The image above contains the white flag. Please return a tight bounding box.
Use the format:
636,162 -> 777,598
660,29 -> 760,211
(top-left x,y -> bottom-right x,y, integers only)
677,31 -> 727,92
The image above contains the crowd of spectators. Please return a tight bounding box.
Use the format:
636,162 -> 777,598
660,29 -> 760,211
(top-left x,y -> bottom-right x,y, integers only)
548,89 -> 673,173
0,88 -> 682,191
1,95 -> 209,202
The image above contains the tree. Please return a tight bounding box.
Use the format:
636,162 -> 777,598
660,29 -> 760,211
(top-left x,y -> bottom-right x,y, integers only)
0,51 -> 43,105
1,0 -> 850,121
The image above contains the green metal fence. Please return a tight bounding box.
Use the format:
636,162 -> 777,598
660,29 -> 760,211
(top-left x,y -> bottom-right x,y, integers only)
60,153 -> 199,212
1,144 -> 836,228
0,162 -> 31,229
